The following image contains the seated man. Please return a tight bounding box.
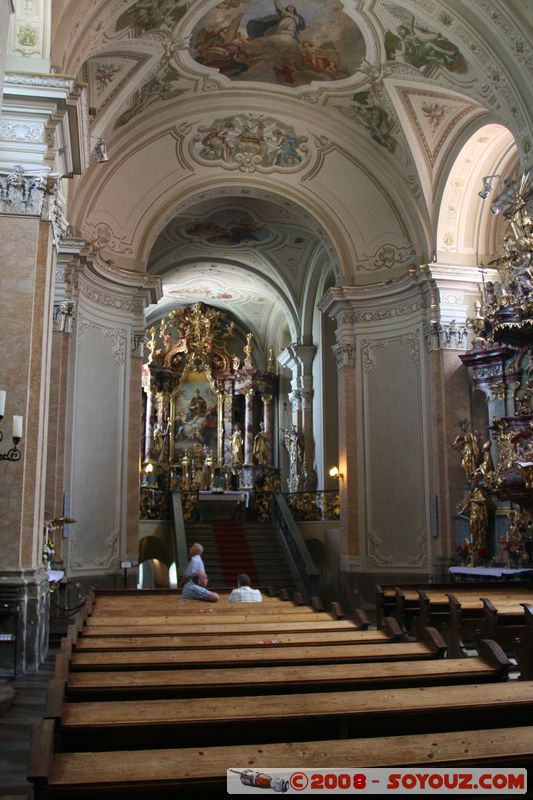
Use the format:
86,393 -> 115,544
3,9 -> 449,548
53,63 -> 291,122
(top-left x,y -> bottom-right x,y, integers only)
181,570 -> 220,602
228,573 -> 262,603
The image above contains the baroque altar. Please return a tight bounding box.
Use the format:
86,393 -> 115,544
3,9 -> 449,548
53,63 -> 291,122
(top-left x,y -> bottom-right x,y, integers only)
140,303 -> 278,504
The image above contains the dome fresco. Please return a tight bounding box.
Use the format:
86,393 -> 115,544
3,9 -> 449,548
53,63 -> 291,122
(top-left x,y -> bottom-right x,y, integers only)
190,0 -> 366,87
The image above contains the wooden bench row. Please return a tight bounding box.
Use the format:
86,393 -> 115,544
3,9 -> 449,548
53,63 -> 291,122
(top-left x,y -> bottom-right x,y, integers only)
29,717 -> 533,799
27,587 -> 533,798
376,582 -> 533,672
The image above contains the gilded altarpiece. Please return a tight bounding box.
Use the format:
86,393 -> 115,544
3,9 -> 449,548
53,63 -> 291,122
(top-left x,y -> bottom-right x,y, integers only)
140,303 -> 278,517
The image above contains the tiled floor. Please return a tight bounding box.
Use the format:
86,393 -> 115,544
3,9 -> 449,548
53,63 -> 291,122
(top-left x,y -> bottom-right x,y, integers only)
0,651 -> 56,798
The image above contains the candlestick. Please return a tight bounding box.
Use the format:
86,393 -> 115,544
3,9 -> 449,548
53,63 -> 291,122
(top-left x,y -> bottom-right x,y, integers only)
13,415 -> 23,440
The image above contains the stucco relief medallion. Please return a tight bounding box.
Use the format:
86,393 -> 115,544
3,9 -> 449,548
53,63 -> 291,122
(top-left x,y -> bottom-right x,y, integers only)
191,113 -> 308,173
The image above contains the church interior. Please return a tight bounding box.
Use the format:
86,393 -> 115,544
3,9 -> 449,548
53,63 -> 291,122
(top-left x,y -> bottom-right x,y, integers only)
0,0 -> 532,794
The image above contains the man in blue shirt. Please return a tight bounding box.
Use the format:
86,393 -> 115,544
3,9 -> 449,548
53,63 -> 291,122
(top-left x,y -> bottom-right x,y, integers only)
181,571 -> 220,602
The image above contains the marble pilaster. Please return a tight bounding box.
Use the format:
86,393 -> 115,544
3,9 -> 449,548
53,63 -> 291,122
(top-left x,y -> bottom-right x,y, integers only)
244,388 -> 254,465
320,270 -> 435,582
261,393 -> 273,464
0,210 -> 55,671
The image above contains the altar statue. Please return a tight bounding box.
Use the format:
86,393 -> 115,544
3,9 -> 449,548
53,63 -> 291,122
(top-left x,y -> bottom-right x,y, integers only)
253,422 -> 270,465
229,423 -> 244,464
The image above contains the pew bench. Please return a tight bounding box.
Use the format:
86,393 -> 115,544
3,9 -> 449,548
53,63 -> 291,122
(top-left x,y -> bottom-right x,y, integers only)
66,616 -> 402,652
83,610 -> 344,627
51,639 -> 510,700
71,618 -> 364,637
42,680 -> 533,751
28,718 -> 533,799
61,627 -> 446,673
375,581 -> 533,634
68,627 -> 402,653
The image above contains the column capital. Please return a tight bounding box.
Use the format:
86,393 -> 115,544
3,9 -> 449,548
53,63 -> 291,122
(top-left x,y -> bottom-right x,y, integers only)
332,341 -> 355,369
1,72 -> 89,174
52,300 -> 76,333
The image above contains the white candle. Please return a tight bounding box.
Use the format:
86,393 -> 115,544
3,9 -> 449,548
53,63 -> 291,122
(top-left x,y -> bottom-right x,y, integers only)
13,415 -> 23,439
0,390 -> 5,417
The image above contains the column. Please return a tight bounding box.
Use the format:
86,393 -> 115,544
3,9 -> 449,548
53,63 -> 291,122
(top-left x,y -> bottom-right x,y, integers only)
244,388 -> 255,465
428,265 -> 496,565
127,330 -> 144,559
261,393 -> 273,464
0,176 -> 58,671
279,344 -> 316,486
223,381 -> 233,465
294,345 -> 316,481
45,299 -> 76,525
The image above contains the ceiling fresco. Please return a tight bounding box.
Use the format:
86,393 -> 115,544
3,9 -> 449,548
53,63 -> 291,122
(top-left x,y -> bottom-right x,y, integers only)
190,0 -> 366,87
47,0 -> 530,336
185,211 -> 272,245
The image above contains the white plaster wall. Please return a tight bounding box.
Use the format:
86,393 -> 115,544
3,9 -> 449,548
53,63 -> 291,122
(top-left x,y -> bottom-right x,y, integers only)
342,278 -> 433,573
67,297 -> 131,575
359,328 -> 429,569
0,2 -> 13,108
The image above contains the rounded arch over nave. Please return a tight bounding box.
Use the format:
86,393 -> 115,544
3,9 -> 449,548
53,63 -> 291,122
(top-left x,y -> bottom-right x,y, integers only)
1,0 -> 532,673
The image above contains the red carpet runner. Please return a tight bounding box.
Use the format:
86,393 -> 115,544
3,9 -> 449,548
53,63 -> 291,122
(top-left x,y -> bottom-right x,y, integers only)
211,521 -> 258,587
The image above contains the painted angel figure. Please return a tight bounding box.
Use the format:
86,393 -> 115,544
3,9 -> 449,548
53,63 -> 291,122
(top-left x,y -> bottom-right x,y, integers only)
384,5 -> 463,71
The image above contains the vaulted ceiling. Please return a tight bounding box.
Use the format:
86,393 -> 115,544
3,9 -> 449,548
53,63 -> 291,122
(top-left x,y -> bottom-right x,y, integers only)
50,0 -> 530,339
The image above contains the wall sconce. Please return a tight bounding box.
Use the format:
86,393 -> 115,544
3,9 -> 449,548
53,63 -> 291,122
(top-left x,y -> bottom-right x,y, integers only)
329,466 -> 343,480
93,138 -> 109,164
0,391 -> 23,462
478,175 -> 500,200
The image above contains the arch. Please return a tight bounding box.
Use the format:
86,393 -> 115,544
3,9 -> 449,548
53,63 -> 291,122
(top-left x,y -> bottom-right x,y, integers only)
436,123 -> 517,266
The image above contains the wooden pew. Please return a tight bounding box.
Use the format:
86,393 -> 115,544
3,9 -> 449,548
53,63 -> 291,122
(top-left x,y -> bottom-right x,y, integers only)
72,618 -> 366,637
42,680 -> 533,752
61,626 -> 446,672
375,581 -> 533,635
51,639 -> 510,701
68,627 -> 402,652
28,719 -> 533,799
65,613 -> 403,651
400,586 -> 533,650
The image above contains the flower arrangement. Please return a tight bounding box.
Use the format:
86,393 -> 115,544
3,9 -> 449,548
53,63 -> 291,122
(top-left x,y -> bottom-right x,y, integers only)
501,540 -> 529,567
455,542 -> 492,566
455,543 -> 472,564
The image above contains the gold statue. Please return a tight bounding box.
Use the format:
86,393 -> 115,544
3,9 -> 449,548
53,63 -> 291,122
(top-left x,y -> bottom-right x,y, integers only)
243,333 -> 254,369
229,423 -> 244,464
452,428 -> 480,482
146,326 -> 157,364
474,440 -> 495,480
458,486 -> 489,552
496,428 -> 519,471
253,422 -> 270,465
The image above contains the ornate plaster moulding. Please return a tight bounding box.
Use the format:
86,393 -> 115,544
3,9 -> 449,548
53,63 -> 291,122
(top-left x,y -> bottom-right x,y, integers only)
78,249 -> 162,308
385,79 -> 486,175
3,72 -> 77,95
318,268 -> 434,320
429,264 -> 499,284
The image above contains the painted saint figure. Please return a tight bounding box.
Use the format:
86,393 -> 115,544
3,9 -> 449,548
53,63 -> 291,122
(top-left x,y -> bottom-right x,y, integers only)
247,2 -> 306,43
